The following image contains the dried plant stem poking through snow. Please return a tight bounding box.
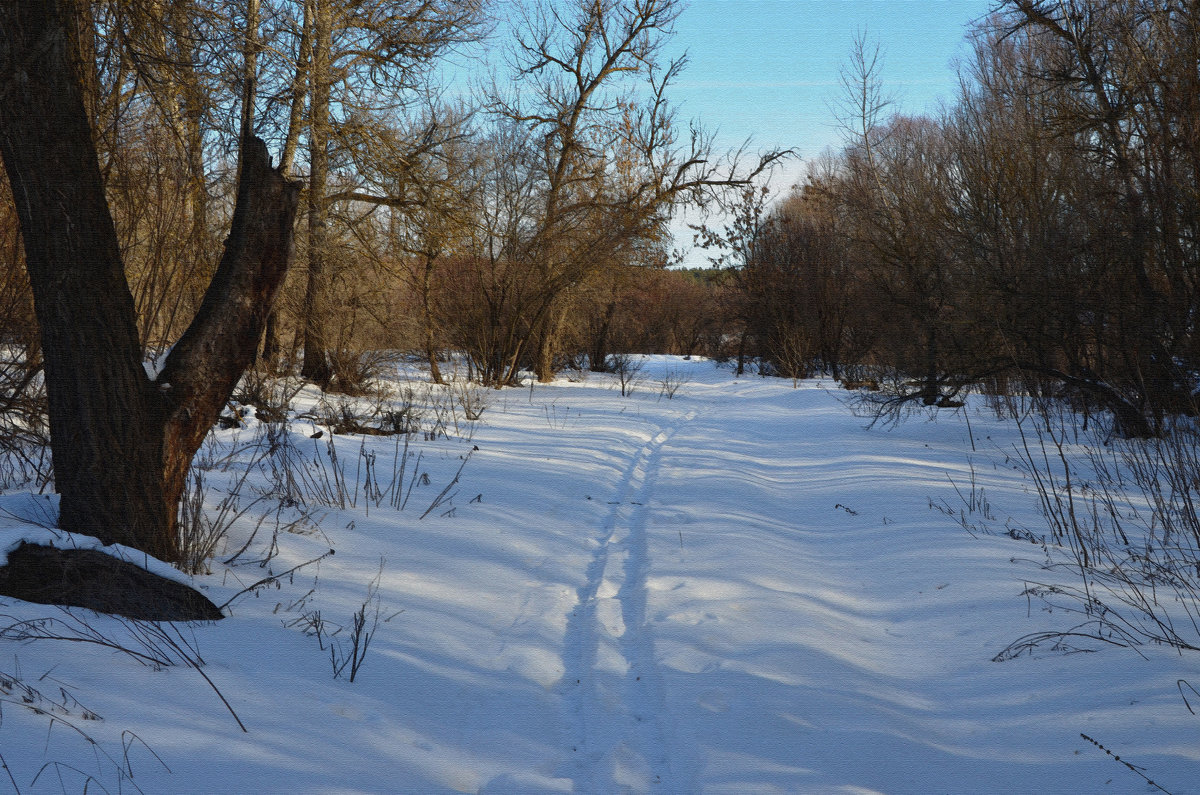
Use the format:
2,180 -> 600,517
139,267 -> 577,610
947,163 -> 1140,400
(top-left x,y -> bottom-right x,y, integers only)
1080,733 -> 1174,794
329,561 -> 388,682
1,610 -> 244,732
657,367 -> 690,400
0,661 -> 169,793
939,398 -> 1200,662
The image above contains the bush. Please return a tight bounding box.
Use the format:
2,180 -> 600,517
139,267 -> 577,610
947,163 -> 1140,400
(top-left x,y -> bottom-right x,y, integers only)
950,403 -> 1200,660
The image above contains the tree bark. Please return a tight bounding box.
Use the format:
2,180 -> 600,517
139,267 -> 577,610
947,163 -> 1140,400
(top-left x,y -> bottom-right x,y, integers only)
157,138 -> 300,547
420,254 -> 444,384
0,1 -> 300,563
534,315 -> 559,383
0,0 -> 168,555
589,300 -> 617,372
260,307 -> 281,371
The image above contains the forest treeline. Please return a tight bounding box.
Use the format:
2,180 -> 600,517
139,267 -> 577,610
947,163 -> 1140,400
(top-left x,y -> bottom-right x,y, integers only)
0,0 -> 780,395
734,1 -> 1200,439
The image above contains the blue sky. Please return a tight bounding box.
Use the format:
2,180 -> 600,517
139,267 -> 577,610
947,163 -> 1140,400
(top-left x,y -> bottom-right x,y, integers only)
447,0 -> 996,265
665,0 -> 994,264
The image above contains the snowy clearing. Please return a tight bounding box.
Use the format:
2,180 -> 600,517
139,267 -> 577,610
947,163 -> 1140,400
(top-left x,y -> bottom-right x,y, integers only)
0,356 -> 1197,794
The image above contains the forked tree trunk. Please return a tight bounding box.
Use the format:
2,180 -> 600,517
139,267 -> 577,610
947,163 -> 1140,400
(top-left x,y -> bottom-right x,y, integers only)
157,138 -> 300,551
0,1 -> 300,563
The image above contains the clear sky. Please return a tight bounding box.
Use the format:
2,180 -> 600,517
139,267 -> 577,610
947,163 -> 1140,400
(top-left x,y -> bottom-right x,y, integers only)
665,0 -> 995,265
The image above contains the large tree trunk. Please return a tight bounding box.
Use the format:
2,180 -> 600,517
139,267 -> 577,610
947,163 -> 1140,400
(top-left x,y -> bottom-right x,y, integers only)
0,1 -> 168,555
534,321 -> 557,383
0,1 -> 300,563
261,308 -> 282,371
532,296 -> 569,384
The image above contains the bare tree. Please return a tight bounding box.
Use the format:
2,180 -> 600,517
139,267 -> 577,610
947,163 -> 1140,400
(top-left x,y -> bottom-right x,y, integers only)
480,0 -> 789,384
297,0 -> 483,387
383,109 -> 481,384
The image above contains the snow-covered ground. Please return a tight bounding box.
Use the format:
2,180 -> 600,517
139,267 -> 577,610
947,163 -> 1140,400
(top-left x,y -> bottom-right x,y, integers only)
0,356 -> 1197,794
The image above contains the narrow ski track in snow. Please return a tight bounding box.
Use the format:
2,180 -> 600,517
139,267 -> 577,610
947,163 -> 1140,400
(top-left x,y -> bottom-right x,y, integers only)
558,408 -> 698,793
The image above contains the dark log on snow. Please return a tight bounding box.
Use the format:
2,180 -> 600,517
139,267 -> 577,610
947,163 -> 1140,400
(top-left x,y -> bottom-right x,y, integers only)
0,543 -> 223,621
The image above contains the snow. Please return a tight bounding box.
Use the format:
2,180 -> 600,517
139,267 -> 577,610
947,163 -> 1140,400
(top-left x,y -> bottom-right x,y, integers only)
0,356 -> 1197,794
0,519 -> 193,587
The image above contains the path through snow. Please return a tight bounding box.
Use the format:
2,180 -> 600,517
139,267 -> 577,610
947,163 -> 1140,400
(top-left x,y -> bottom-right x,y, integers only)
0,357 -> 1197,794
559,407 -> 698,792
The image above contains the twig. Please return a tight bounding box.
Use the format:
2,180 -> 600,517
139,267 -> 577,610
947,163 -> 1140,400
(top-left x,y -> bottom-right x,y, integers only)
1080,733 -> 1173,794
183,653 -> 246,733
419,451 -> 472,519
216,550 -> 334,612
1178,679 -> 1200,715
